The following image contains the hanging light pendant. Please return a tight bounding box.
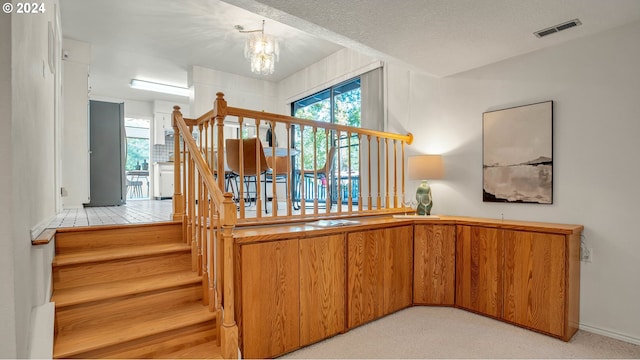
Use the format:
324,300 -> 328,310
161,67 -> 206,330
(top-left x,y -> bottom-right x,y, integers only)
238,20 -> 280,75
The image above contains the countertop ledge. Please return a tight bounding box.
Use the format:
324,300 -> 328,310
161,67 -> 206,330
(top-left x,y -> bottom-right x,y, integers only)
232,215 -> 583,244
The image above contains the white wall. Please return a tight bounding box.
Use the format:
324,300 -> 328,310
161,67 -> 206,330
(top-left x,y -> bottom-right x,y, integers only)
189,65 -> 278,117
62,38 -> 90,208
2,1 -> 61,358
395,21 -> 640,343
0,10 -> 16,359
277,48 -> 380,114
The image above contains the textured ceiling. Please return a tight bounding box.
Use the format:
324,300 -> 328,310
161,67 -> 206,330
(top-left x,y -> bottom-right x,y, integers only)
226,0 -> 640,77
60,0 -> 640,103
60,0 -> 342,103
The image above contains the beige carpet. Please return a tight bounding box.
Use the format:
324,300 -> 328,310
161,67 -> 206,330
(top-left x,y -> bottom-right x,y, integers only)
282,307 -> 640,359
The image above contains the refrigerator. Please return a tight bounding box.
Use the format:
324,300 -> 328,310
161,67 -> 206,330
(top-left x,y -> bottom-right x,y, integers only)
85,100 -> 126,206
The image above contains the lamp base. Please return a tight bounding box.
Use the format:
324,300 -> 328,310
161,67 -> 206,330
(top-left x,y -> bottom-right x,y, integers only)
416,180 -> 433,216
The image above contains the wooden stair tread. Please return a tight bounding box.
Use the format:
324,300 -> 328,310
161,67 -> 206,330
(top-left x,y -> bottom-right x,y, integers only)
160,340 -> 223,359
53,242 -> 191,267
53,301 -> 215,359
52,271 -> 202,308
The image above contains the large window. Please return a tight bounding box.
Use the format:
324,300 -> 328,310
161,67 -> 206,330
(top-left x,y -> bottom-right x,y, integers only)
292,77 -> 361,170
292,77 -> 361,203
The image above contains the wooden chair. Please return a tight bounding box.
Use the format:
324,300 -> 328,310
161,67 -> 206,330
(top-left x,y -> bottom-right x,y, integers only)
225,138 -> 270,209
210,150 -> 238,200
296,146 -> 337,209
265,155 -> 290,212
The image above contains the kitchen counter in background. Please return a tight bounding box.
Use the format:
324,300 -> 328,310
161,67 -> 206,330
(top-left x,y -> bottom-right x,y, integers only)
153,162 -> 175,199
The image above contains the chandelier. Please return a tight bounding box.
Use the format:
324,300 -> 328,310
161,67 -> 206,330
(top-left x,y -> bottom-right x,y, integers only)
236,20 -> 280,75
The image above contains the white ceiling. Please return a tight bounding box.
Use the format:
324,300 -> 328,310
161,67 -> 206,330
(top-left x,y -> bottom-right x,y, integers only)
60,0 -> 640,104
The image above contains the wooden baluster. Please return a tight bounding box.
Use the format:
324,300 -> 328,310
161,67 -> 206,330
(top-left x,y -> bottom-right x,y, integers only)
197,128 -> 203,273
325,130 -> 331,214
188,155 -> 197,273
312,126 -> 318,213
367,135 -> 372,211
336,131 -> 342,213
347,132 -> 352,213
286,123 -> 292,216
200,182 -> 208,306
270,120 -> 278,217
299,125 -> 306,216
208,122 -> 214,170
238,118 -> 246,219
182,133 -> 191,215
207,192 -> 215,312
172,106 -> 185,222
401,140 -> 406,210
182,155 -> 192,253
197,131 -> 204,277
199,123 -> 205,163
393,139 -> 398,208
215,207 -> 223,346
205,191 -> 217,312
376,136 -> 381,210
358,134 -> 363,212
385,138 -> 390,208
255,118 -> 263,218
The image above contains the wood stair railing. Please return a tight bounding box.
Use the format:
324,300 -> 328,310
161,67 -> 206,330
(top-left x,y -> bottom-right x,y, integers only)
51,222 -> 222,359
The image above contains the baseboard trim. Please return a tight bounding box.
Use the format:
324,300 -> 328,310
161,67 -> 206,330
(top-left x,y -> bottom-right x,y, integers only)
28,302 -> 54,359
580,322 -> 640,346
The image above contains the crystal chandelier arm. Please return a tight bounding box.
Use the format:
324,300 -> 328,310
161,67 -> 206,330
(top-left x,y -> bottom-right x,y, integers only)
235,20 -> 265,34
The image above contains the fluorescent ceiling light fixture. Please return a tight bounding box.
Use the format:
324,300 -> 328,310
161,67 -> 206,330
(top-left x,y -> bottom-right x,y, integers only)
130,79 -> 190,97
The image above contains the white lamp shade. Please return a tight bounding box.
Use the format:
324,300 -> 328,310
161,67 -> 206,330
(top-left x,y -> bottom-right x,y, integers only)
408,155 -> 444,180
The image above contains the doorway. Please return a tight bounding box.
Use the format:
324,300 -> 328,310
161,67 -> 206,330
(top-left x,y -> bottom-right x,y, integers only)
125,117 -> 151,200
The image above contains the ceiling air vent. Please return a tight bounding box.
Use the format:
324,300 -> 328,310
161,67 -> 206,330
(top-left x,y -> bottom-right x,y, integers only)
534,18 -> 582,38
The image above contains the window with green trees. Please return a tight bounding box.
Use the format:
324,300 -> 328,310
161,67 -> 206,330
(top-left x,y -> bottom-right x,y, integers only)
292,77 -> 361,203
124,118 -> 150,171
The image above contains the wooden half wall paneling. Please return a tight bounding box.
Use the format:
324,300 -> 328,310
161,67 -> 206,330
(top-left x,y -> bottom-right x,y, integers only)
413,224 -> 456,305
455,225 -> 503,318
299,234 -> 346,346
240,239 -> 300,359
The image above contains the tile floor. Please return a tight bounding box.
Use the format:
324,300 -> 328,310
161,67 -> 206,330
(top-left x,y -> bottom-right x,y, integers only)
47,198 -> 352,229
48,199 -> 173,228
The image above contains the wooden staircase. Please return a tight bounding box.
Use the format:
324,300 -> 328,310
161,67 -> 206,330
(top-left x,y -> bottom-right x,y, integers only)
51,222 -> 222,359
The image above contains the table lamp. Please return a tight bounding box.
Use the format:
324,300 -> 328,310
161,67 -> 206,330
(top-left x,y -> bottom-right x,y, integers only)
408,155 -> 444,215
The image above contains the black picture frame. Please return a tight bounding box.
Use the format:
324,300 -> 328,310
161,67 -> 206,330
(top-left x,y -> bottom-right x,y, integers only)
482,101 -> 553,204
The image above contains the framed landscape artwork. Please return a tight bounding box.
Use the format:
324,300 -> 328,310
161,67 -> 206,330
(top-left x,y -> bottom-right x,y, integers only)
483,101 -> 553,204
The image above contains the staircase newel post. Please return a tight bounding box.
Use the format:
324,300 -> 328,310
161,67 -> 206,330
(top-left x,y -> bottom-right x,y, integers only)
220,192 -> 238,359
172,106 -> 185,222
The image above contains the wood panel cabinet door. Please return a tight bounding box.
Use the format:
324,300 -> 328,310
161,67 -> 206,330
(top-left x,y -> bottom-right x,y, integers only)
414,224 -> 456,305
347,229 -> 385,329
383,225 -> 414,314
299,234 -> 346,347
503,230 -> 566,337
241,239 -> 300,359
455,225 -> 503,318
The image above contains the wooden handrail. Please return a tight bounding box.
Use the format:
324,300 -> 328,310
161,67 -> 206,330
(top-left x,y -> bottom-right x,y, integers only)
225,106 -> 413,145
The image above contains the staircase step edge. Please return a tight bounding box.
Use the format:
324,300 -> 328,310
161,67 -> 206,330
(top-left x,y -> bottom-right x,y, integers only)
53,243 -> 191,267
53,304 -> 215,359
52,271 -> 203,308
